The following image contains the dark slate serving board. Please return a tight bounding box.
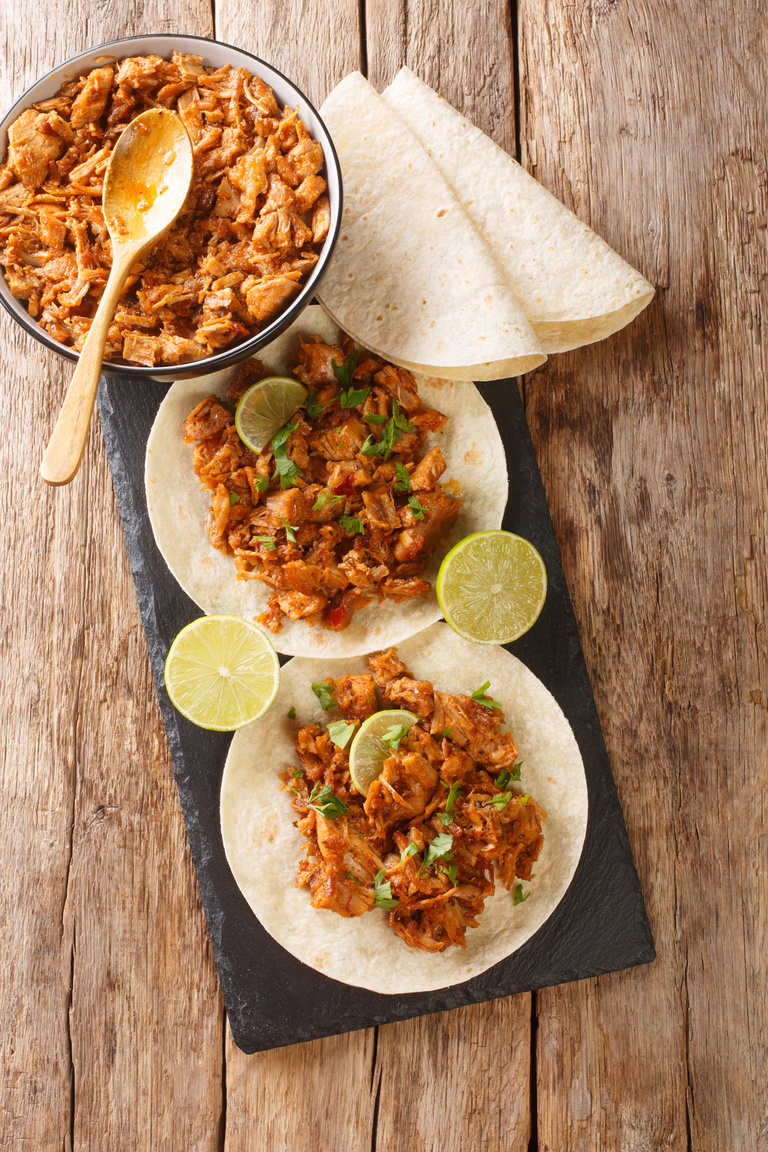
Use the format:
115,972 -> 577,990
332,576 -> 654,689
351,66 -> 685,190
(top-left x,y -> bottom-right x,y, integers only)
97,370 -> 655,1054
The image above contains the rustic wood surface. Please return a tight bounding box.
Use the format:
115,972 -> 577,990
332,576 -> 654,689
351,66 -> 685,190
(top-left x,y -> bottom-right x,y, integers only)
1,0 -> 765,1148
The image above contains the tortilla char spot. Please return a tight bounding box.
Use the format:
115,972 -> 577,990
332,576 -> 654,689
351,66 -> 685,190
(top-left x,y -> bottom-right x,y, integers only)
437,208 -> 448,217
547,776 -> 558,785
464,446 -> 483,466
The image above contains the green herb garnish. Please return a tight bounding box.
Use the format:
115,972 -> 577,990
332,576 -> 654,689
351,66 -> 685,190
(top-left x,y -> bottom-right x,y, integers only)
356,401 -> 414,460
382,723 -> 410,752
347,870 -> 357,882
422,832 -> 454,871
513,884 -> 530,906
359,434 -> 381,457
287,707 -> 296,720
255,474 -> 269,493
332,349 -> 359,390
374,870 -> 399,909
520,793 -> 530,806
393,462 -> 411,492
444,863 -> 458,884
488,791 -> 512,810
228,490 -> 239,506
307,782 -> 349,819
339,516 -> 365,535
470,681 -> 502,709
436,812 -> 452,826
327,720 -> 356,749
305,391 -> 323,420
511,762 -> 522,781
439,727 -> 453,739
312,491 -> 344,511
290,767 -> 303,778
444,780 -> 461,815
400,841 -> 419,864
495,769 -> 511,789
280,517 -> 299,543
407,495 -> 426,520
364,412 -> 387,425
271,422 -> 303,489
253,535 -> 276,551
311,681 -> 336,710
340,384 -> 370,409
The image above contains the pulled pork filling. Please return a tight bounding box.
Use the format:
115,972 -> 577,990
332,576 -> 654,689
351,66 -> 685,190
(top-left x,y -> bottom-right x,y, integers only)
0,52 -> 329,365
283,648 -> 545,952
184,334 -> 462,632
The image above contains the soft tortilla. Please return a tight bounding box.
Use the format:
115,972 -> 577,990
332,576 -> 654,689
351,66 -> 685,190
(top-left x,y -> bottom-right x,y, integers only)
145,306 -> 508,658
316,72 -> 546,382
382,68 -> 654,353
220,622 -> 588,993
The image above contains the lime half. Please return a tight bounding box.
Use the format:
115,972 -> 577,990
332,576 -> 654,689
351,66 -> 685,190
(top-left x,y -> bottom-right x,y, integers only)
164,616 -> 280,730
436,530 -> 547,645
235,376 -> 308,452
348,709 -> 419,796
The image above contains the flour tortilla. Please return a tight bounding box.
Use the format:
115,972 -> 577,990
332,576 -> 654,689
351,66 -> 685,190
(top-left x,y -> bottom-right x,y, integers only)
381,68 -> 654,353
145,306 -> 508,657
220,622 -> 588,993
316,72 -> 545,381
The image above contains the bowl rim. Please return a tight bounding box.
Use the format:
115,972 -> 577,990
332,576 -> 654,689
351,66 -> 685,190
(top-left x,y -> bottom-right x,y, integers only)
0,32 -> 343,378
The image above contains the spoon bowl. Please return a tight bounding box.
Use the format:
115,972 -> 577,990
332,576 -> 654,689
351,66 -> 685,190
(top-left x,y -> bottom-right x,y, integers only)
40,109 -> 193,486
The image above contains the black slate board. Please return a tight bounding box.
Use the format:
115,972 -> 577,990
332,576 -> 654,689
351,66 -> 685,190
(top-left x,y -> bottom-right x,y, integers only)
97,371 -> 655,1054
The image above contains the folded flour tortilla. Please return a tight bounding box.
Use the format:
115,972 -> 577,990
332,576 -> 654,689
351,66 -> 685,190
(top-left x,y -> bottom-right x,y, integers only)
145,307 -> 508,658
220,622 -> 588,993
381,68 -> 654,353
316,72 -> 546,381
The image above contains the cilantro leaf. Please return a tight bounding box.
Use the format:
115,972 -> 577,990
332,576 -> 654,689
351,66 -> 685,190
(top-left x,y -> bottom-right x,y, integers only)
305,391 -> 323,420
444,780 -> 462,815
470,681 -> 502,709
311,681 -> 336,710
312,491 -> 344,511
253,535 -> 276,551
436,812 -> 452,826
373,869 -> 399,910
331,349 -> 359,390
255,474 -> 269,493
347,870 -> 357,882
495,769 -> 511,789
340,384 -> 370,409
280,517 -> 299,543
271,422 -> 303,489
439,727 -> 453,739
327,720 -> 356,749
511,762 -> 522,781
359,434 -> 382,457
290,767 -> 303,778
287,707 -> 296,720
513,884 -> 531,906
444,863 -> 458,884
407,495 -> 426,520
364,412 -> 388,425
380,401 -> 414,459
393,462 -> 411,492
228,490 -> 239,506
400,841 -> 419,864
520,793 -> 530,806
488,791 -> 512,810
271,422 -> 297,452
382,723 -> 410,752
422,832 -> 454,870
307,782 -> 349,819
339,516 -> 365,535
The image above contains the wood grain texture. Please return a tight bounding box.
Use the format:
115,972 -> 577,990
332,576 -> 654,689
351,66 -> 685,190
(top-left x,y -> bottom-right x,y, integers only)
518,0 -> 768,1148
0,3 -> 224,1150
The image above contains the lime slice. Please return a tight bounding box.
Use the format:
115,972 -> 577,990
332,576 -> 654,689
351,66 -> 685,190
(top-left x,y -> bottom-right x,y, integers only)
164,615 -> 280,730
235,376 -> 308,452
348,709 -> 419,796
436,530 -> 547,644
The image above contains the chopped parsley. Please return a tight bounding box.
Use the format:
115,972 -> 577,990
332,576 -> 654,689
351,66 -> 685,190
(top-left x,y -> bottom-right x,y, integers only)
287,706 -> 296,720
339,515 -> 365,535
439,727 -> 453,739
347,870 -> 357,882
280,517 -> 299,542
470,681 -> 502,709
271,422 -> 303,489
364,412 -> 388,425
253,535 -> 276,551
311,681 -> 336,710
407,495 -> 426,520
513,884 -> 530,906
373,870 -> 399,909
359,434 -> 381,457
422,832 -> 454,871
444,863 -> 458,884
444,780 -> 462,815
495,769 -> 511,789
339,384 -> 370,409
488,791 -> 512,810
305,391 -> 323,420
436,812 -> 453,826
290,767 -> 303,778
382,723 -> 410,752
520,793 -> 530,806
332,348 -> 359,390
254,474 -> 269,493
312,491 -> 344,511
228,490 -> 239,506
307,782 -> 349,819
400,841 -> 419,864
511,762 -> 522,780
357,401 -> 414,459
393,462 -> 411,492
327,720 -> 356,749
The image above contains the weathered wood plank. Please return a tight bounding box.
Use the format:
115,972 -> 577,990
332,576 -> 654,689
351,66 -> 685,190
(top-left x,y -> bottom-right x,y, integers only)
518,0 -> 768,1148
0,4 -> 225,1149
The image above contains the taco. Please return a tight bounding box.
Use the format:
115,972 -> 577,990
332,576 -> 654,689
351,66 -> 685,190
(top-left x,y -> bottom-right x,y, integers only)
145,306 -> 507,657
220,623 -> 588,993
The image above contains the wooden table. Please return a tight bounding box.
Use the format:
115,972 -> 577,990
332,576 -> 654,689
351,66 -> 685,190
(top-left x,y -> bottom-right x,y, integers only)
3,1 -> 765,1148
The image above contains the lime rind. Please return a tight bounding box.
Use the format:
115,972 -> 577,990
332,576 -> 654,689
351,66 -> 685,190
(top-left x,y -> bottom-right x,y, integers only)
235,376 -> 308,453
348,709 -> 419,796
164,615 -> 280,731
436,530 -> 547,645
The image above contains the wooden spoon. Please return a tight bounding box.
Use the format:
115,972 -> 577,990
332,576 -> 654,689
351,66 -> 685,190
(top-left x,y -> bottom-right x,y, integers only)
40,108 -> 194,486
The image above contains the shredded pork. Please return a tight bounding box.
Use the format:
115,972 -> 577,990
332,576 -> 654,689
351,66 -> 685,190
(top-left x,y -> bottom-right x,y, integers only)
0,53 -> 328,365
283,650 -> 545,952
184,334 -> 462,632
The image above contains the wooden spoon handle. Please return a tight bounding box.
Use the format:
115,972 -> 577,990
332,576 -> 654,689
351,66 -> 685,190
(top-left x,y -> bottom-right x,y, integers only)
40,249 -> 134,486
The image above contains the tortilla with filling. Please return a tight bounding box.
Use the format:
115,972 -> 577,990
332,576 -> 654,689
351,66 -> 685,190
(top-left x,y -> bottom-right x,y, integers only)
145,306 -> 508,658
220,623 -> 588,993
316,72 -> 546,382
382,68 -> 654,353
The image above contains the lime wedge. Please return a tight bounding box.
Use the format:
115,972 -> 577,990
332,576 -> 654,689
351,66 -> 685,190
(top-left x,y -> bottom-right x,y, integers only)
348,709 -> 419,796
164,615 -> 280,730
235,375 -> 308,452
436,530 -> 547,644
